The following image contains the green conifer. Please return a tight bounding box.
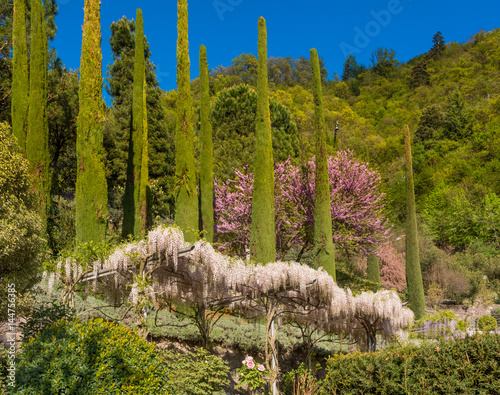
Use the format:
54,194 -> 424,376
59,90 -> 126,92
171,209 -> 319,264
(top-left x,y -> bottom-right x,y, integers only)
199,44 -> 214,243
311,48 -> 335,280
367,254 -> 381,283
12,0 -> 29,153
123,8 -> 147,238
249,17 -> 275,264
75,0 -> 108,243
139,77 -> 150,236
27,0 -> 50,231
404,125 -> 426,319
175,0 -> 198,243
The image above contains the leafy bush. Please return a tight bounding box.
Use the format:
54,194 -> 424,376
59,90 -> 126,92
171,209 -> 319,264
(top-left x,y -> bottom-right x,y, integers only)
15,318 -> 173,394
158,347 -> 229,394
320,335 -> 500,394
235,356 -> 267,393
19,301 -> 75,340
477,314 -> 498,332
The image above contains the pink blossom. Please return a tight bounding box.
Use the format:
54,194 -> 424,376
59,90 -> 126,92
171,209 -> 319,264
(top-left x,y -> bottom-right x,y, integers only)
247,360 -> 255,369
258,364 -> 265,371
214,151 -> 390,259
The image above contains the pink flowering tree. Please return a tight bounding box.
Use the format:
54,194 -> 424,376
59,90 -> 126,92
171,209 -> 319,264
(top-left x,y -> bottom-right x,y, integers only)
214,151 -> 390,260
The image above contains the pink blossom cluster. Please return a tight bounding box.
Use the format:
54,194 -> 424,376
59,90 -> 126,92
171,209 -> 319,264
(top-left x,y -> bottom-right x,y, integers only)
214,151 -> 390,259
242,356 -> 264,371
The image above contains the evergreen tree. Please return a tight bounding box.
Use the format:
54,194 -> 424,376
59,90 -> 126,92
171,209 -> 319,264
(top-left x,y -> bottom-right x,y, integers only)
415,104 -> 445,143
341,54 -> 365,81
249,17 -> 275,264
199,44 -> 214,242
105,17 -> 174,223
211,84 -> 300,181
404,125 -> 426,319
311,48 -> 335,280
366,254 -> 381,283
123,8 -> 147,238
12,0 -> 29,153
409,61 -> 430,90
75,0 -> 108,243
139,77 -> 150,235
175,0 -> 198,243
444,91 -> 473,141
27,0 -> 50,232
430,31 -> 445,58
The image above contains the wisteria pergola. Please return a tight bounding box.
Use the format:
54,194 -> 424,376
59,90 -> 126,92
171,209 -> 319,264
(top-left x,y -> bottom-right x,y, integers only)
45,225 -> 413,390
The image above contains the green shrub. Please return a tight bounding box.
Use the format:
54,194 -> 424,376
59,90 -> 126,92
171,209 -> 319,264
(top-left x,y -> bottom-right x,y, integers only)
158,347 -> 229,394
477,314 -> 498,332
15,318 -> 173,394
19,301 -> 75,340
321,335 -> 500,394
282,363 -> 321,395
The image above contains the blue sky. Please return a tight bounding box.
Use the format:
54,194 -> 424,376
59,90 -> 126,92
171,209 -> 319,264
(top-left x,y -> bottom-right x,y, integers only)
52,0 -> 500,105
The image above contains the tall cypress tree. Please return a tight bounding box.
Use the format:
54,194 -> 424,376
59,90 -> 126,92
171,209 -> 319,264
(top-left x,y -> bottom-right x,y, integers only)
404,125 -> 426,319
139,76 -> 150,236
311,48 -> 335,280
249,17 -> 275,264
123,8 -> 146,239
175,0 -> 198,243
199,44 -> 214,243
367,254 -> 381,283
75,0 -> 108,243
27,0 -> 50,231
12,0 -> 29,153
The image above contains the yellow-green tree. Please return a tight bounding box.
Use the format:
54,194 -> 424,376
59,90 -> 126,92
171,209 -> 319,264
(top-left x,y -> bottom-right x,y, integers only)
175,0 -> 198,243
12,0 -> 29,153
311,48 -> 335,280
27,0 -> 50,232
75,0 -> 108,243
199,44 -> 214,242
249,17 -> 275,263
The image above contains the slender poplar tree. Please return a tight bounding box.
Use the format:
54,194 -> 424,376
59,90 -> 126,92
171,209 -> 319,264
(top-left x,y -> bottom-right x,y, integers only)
404,124 -> 426,319
75,0 -> 108,243
199,44 -> 214,243
12,0 -> 29,153
311,48 -> 335,280
27,0 -> 50,231
367,254 -> 381,283
123,8 -> 146,239
249,17 -> 275,264
175,0 -> 198,243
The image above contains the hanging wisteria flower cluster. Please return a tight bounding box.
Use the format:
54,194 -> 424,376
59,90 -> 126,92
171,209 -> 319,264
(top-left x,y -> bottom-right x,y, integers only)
42,225 -> 413,346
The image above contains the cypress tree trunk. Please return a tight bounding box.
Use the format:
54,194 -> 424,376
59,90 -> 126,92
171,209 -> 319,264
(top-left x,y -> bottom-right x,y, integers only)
12,0 -> 29,154
199,44 -> 214,243
75,0 -> 108,243
123,9 -> 146,239
367,254 -> 381,283
311,48 -> 335,280
175,0 -> 198,243
250,17 -> 275,264
404,125 -> 426,319
27,0 -> 50,232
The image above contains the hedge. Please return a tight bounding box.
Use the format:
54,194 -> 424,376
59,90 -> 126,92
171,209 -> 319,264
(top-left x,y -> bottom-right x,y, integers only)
321,335 -> 500,394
